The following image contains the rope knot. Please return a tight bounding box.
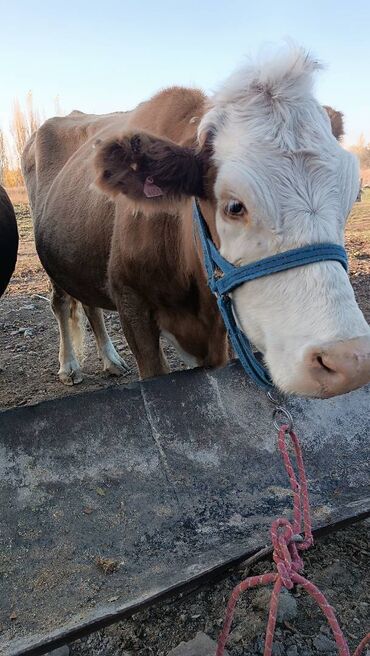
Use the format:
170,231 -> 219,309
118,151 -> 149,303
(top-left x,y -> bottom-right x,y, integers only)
271,518 -> 302,589
215,425 -> 369,656
276,561 -> 294,590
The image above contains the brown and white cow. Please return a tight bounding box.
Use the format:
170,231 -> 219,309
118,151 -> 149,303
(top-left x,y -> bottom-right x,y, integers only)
0,186 -> 18,298
22,46 -> 370,397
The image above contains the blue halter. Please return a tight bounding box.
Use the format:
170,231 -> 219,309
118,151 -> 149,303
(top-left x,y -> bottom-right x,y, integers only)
192,199 -> 348,389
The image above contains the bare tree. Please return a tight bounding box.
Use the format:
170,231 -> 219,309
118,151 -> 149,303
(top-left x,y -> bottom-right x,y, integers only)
0,128 -> 8,185
26,90 -> 41,134
10,91 -> 41,166
10,100 -> 28,167
349,134 -> 370,169
54,94 -> 63,116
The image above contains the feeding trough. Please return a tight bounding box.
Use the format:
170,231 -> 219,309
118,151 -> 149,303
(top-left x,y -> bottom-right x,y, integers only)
0,361 -> 369,656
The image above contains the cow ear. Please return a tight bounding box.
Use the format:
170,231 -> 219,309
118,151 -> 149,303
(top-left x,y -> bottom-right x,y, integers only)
324,105 -> 344,141
93,132 -> 207,200
196,130 -> 217,201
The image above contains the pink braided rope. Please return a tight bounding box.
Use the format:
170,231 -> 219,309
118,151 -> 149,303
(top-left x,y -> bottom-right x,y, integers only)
215,425 -> 369,656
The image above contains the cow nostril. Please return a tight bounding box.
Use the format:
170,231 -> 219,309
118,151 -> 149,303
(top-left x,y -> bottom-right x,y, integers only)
302,337 -> 370,397
316,354 -> 335,374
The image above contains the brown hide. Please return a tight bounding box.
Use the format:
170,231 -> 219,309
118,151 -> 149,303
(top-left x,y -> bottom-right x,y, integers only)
323,105 -> 344,140
22,87 -> 346,376
22,88 -> 228,372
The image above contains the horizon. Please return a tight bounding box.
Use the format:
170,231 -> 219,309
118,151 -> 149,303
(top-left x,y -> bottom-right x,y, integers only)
1,0 -> 370,151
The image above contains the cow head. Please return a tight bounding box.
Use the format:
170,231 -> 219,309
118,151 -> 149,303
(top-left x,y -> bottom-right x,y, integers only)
94,46 -> 370,398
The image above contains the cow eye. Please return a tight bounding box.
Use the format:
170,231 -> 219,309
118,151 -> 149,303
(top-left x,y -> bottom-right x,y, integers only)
224,200 -> 246,217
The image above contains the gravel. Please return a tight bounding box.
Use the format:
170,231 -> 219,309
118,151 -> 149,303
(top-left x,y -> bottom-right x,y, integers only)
69,520 -> 369,656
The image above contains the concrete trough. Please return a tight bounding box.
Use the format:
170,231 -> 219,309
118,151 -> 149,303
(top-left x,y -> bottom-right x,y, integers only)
0,362 -> 369,656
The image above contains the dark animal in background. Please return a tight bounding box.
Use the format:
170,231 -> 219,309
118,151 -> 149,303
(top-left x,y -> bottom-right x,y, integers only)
0,186 -> 18,298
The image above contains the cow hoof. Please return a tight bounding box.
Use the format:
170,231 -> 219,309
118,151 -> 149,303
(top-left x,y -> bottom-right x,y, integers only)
103,355 -> 130,377
58,365 -> 84,386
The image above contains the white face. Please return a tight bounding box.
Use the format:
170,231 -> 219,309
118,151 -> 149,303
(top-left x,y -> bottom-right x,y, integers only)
199,49 -> 370,396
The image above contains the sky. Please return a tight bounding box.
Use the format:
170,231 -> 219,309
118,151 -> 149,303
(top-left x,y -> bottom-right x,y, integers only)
1,0 -> 370,150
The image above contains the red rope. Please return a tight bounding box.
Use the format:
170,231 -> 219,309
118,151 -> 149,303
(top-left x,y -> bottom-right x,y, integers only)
215,425 -> 370,656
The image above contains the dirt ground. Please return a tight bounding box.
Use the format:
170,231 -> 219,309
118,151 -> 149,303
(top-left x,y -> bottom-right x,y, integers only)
71,521 -> 370,656
1,196 -> 369,655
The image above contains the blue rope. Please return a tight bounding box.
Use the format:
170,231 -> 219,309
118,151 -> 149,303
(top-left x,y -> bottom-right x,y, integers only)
192,199 -> 348,389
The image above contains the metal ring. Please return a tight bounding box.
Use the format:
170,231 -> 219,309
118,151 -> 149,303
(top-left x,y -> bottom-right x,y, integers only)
267,390 -> 280,406
273,406 -> 294,432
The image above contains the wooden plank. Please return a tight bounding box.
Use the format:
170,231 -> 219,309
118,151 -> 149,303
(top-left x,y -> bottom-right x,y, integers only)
0,362 -> 369,656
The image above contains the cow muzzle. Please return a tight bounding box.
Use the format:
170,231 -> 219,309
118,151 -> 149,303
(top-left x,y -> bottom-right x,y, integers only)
299,335 -> 370,398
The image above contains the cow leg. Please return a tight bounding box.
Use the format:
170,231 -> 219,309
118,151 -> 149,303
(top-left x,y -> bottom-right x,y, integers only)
50,283 -> 84,385
83,305 -> 130,376
114,287 -> 169,379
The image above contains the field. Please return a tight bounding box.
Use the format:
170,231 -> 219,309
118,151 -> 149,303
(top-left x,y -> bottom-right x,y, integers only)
0,192 -> 369,655
5,185 -> 29,204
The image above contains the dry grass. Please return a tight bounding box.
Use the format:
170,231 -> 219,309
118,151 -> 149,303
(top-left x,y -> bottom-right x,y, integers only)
5,185 -> 29,204
345,188 -> 370,324
6,203 -> 48,296
361,168 -> 370,186
95,556 -> 120,575
349,187 -> 370,230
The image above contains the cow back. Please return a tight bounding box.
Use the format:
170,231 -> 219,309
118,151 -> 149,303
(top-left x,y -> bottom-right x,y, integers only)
22,110 -> 127,217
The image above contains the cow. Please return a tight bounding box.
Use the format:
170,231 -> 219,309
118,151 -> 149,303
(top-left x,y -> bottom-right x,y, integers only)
0,186 -> 18,298
22,45 -> 370,398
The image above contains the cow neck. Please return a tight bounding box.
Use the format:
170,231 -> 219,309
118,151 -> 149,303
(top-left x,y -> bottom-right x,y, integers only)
181,198 -> 217,281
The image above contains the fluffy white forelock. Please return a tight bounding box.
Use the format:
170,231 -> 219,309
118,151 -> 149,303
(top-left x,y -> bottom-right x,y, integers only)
198,45 -> 329,152
198,43 -> 359,239
213,45 -> 321,106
